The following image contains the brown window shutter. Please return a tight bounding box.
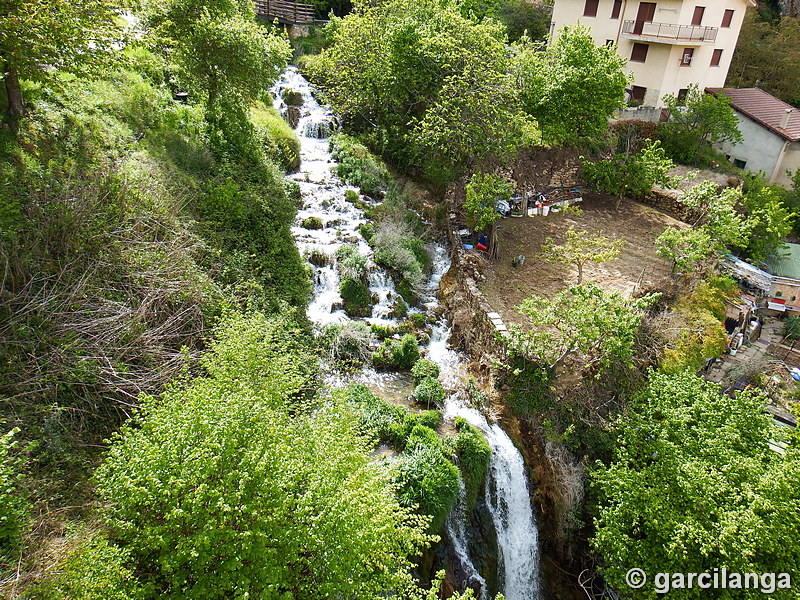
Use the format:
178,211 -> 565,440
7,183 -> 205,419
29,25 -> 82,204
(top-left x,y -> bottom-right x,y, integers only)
611,0 -> 623,18
631,43 -> 649,62
584,0 -> 599,16
680,47 -> 694,66
721,9 -> 734,27
692,6 -> 705,25
711,48 -> 723,66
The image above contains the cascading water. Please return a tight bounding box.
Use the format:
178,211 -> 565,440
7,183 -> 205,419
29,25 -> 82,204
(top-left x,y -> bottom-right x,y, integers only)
273,66 -> 540,600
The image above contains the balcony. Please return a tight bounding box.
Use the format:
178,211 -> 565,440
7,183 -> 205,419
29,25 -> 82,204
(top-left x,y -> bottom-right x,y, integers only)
622,20 -> 718,44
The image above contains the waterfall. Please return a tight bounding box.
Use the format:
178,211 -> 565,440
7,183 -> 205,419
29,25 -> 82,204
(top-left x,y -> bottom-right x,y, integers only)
274,66 -> 541,600
446,481 -> 488,600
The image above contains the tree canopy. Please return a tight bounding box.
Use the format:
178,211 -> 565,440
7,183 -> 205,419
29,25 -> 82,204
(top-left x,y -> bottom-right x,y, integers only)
308,0 -> 536,183
95,312 -> 433,599
1,0 -> 125,118
514,25 -> 629,146
541,226 -> 624,284
591,370 -> 800,599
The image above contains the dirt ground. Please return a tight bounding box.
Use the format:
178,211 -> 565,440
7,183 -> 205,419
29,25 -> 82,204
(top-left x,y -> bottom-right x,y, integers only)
478,193 -> 686,326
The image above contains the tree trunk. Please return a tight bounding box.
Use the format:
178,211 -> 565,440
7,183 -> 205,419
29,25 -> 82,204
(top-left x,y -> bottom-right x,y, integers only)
577,262 -> 583,284
4,67 -> 26,121
614,194 -> 623,211
488,222 -> 499,260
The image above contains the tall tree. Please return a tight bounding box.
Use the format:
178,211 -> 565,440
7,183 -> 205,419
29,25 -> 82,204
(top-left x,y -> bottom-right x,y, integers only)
514,25 -> 629,146
660,84 -> 743,162
0,0 -> 124,120
308,0 -> 535,183
591,370 -> 800,599
464,172 -> 514,258
727,13 -> 800,107
142,0 -> 290,121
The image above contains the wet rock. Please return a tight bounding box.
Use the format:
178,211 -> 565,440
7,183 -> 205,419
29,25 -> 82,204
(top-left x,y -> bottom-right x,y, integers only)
286,105 -> 301,128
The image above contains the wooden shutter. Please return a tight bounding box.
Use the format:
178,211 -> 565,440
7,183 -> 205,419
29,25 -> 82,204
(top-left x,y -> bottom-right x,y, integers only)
692,6 -> 705,25
584,0 -> 599,17
611,0 -> 623,18
711,48 -> 723,66
721,9 -> 734,27
680,47 -> 694,66
631,43 -> 649,62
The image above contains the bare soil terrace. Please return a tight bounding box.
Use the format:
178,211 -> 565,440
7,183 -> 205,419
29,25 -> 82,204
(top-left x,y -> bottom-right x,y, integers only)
477,192 -> 687,326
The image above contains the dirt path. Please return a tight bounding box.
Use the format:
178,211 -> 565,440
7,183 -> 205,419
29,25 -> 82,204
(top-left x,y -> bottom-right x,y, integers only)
478,193 -> 685,326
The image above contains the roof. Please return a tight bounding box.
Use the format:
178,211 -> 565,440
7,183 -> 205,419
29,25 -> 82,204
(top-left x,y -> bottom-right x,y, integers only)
764,243 -> 800,280
705,87 -> 800,142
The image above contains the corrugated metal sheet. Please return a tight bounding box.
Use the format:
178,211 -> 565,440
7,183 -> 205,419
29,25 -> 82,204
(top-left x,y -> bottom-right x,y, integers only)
721,255 -> 774,291
706,87 -> 800,142
764,243 -> 800,280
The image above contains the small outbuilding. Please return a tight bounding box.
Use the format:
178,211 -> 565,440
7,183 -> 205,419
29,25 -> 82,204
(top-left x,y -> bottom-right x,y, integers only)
706,87 -> 800,188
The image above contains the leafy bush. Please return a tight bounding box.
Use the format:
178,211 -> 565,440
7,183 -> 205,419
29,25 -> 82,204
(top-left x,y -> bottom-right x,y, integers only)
373,222 -> 428,301
784,315 -> 800,341
0,428 -> 28,556
453,418 -> 492,506
370,323 -> 397,339
329,134 -> 389,197
344,384 -> 406,442
95,313 -> 431,599
35,530 -> 145,600
340,276 -> 372,317
495,0 -> 550,41
387,411 -> 443,448
373,334 -> 420,369
393,296 -> 409,318
411,359 -> 440,383
414,376 -> 446,408
335,243 -> 368,280
395,444 -> 460,533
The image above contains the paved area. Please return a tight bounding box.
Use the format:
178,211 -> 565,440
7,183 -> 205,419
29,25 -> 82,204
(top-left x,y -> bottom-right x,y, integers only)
706,319 -> 784,385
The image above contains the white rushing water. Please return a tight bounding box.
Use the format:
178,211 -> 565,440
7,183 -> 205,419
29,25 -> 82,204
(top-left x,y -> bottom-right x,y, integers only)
274,66 -> 540,600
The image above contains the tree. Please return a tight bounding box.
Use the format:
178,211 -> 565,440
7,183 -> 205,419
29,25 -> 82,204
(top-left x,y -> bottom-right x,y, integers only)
660,84 -> 743,163
741,185 -> 796,262
464,172 -> 514,258
0,0 -> 124,120
727,13 -> 800,107
582,139 -> 674,210
514,25 -> 629,146
95,312 -> 433,599
541,226 -> 624,284
507,283 -> 658,376
655,226 -> 716,274
591,370 -> 800,599
308,0 -> 535,183
142,0 -> 290,121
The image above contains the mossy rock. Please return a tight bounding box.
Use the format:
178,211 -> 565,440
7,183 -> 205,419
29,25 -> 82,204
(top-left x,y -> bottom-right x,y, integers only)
301,216 -> 323,230
340,276 -> 372,317
305,249 -> 330,267
282,89 -> 304,107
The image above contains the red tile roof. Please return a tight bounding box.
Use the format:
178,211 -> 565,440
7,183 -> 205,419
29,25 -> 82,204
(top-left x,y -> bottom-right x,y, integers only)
705,87 -> 800,142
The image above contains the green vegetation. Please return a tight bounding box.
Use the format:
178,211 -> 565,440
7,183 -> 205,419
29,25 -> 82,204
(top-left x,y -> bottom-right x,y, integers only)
452,418 -> 492,505
330,133 -> 390,197
94,313 -> 432,599
728,13 -> 800,107
591,370 -> 800,599
340,276 -> 372,316
373,334 -> 421,370
0,429 -> 28,557
658,85 -> 743,165
582,139 -> 674,209
515,25 -> 629,146
251,102 -> 301,171
541,226 -> 625,284
308,0 -> 536,183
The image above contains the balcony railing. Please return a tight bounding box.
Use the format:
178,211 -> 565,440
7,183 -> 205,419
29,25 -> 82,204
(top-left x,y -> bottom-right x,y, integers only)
622,20 -> 718,42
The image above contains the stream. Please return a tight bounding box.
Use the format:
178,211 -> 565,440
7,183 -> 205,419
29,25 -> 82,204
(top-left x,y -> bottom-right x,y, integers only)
273,67 -> 540,600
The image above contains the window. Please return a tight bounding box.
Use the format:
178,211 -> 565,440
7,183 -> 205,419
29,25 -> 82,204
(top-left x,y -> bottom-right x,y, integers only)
711,48 -> 723,66
631,43 -> 649,62
733,158 -> 747,169
611,0 -> 623,18
677,88 -> 689,104
680,47 -> 694,66
721,9 -> 734,27
605,39 -> 615,46
691,6 -> 705,25
583,0 -> 599,17
630,86 -> 647,103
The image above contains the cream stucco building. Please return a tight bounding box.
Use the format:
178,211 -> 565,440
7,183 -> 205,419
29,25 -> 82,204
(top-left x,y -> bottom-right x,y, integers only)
550,0 -> 754,107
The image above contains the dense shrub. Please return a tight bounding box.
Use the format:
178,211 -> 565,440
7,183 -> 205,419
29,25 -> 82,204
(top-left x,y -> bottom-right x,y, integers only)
302,215 -> 324,229
250,102 -> 301,172
321,321 -> 374,366
452,418 -> 492,506
95,314 -> 431,599
335,243 -> 368,280
373,222 -> 428,301
344,384 -> 406,442
388,411 -> 443,448
373,334 -> 420,369
414,377 -> 446,408
329,134 -> 389,197
411,359 -> 441,383
340,276 -> 372,317
35,530 -> 145,600
395,444 -> 460,533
